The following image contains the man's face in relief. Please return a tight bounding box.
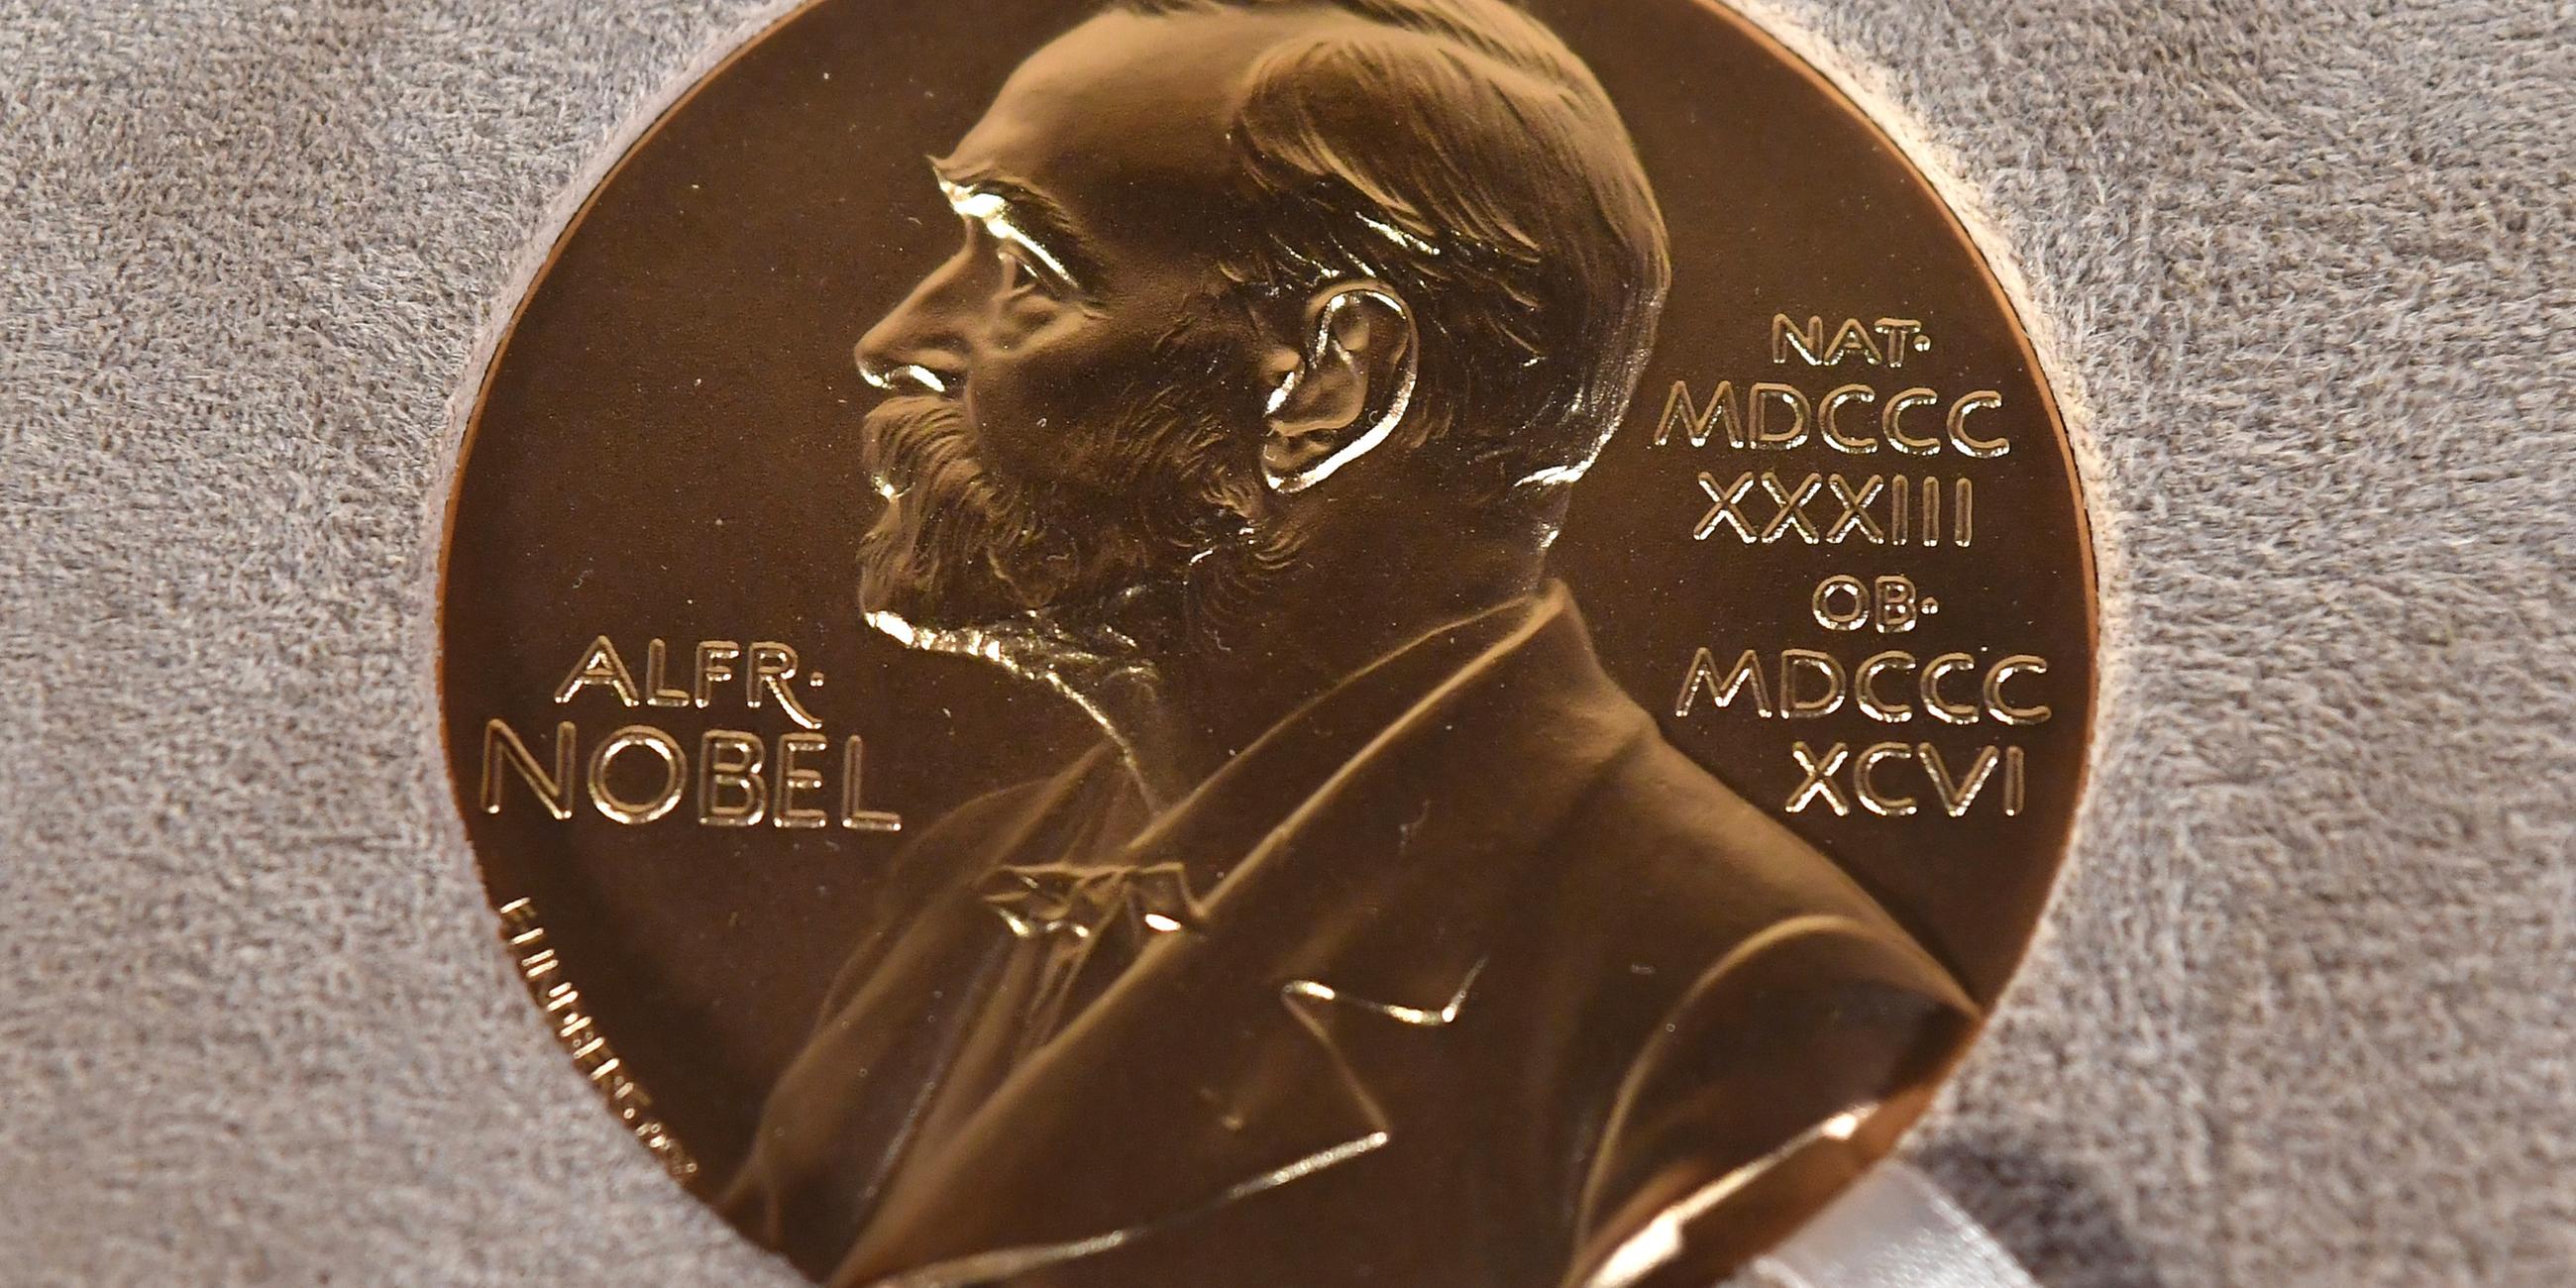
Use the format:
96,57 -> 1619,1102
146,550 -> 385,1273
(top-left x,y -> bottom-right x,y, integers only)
852,11 -> 1313,645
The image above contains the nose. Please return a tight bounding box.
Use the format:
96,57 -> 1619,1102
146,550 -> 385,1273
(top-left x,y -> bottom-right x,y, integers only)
855,252 -> 974,396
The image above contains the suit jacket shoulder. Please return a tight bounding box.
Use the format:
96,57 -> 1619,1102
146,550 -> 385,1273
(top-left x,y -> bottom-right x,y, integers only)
1501,732 -> 1977,1284
1541,732 -> 1936,971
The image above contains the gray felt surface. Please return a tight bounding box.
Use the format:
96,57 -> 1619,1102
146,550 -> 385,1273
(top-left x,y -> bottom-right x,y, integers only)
2,0 -> 2571,1285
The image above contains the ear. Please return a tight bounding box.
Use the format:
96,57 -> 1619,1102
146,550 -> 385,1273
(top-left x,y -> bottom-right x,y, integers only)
1260,280 -> 1418,494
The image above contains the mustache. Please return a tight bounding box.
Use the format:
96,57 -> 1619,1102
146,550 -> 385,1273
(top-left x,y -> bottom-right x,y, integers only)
860,394 -> 975,497
857,393 -> 1083,612
850,368 -> 1300,648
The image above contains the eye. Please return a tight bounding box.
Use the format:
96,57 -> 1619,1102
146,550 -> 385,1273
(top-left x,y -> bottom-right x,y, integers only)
997,245 -> 1052,299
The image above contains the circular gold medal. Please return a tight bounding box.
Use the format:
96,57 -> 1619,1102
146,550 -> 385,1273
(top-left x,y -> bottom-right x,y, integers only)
439,1 -> 2094,1282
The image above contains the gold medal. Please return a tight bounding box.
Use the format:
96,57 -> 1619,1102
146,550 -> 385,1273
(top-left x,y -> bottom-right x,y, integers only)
439,1 -> 2094,1282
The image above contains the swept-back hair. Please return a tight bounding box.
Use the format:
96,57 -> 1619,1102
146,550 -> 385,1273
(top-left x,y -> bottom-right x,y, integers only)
1114,0 -> 1672,499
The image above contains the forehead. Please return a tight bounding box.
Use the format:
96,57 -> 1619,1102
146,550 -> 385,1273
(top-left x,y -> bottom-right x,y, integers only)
941,10 -> 1341,259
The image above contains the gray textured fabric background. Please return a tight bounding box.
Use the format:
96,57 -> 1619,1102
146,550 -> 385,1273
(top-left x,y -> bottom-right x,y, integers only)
3,0 -> 2571,1285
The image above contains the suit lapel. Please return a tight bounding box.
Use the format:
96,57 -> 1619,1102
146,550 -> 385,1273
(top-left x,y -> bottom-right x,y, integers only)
836,589 -> 1658,1285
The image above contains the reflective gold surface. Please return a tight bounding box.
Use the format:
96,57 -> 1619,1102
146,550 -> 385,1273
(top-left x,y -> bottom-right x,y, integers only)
439,1 -> 2094,1283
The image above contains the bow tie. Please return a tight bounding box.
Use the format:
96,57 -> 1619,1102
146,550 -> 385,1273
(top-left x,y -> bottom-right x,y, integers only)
977,863 -> 1205,944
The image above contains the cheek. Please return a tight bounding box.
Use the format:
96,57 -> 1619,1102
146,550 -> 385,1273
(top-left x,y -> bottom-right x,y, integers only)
967,305 -> 1234,482
964,312 -> 1115,476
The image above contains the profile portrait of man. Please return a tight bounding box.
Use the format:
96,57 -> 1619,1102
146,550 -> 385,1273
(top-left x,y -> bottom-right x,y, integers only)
722,1 -> 1979,1285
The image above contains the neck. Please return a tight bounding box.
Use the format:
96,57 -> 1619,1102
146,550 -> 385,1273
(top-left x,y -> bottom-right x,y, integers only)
1034,515 -> 1555,811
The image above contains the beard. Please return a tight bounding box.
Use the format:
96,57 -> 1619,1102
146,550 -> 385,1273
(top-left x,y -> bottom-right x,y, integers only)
854,333 -> 1278,665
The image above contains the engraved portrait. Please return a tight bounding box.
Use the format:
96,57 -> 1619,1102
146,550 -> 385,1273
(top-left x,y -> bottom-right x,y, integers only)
441,0 -> 2097,1281
715,3 -> 1977,1283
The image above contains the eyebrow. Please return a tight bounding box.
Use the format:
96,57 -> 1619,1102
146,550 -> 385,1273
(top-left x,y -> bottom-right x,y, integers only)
928,159 -> 1102,294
